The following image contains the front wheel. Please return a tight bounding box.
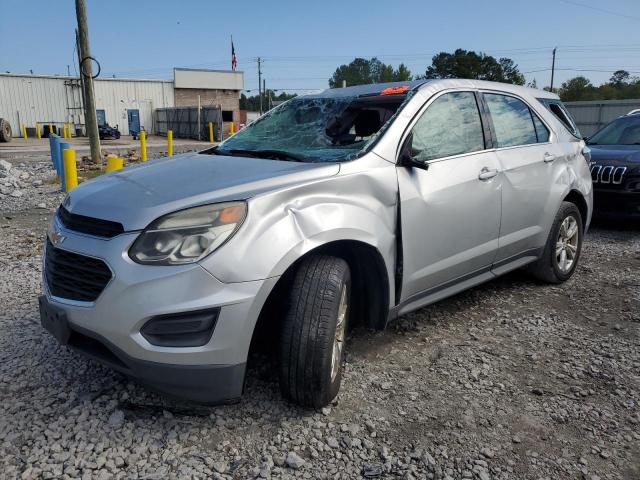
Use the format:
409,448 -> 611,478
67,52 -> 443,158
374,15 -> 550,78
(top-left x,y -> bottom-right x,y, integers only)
528,201 -> 584,283
279,255 -> 350,408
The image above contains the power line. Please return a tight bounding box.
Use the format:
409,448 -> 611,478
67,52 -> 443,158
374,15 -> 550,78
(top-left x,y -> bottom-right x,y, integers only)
557,0 -> 640,22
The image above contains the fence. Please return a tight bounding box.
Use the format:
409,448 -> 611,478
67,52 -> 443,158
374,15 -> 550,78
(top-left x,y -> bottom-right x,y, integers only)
564,99 -> 640,136
154,106 -> 222,140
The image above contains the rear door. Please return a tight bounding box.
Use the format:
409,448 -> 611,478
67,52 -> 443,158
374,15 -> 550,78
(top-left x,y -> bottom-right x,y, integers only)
127,109 -> 140,135
397,90 -> 502,301
480,91 -> 564,263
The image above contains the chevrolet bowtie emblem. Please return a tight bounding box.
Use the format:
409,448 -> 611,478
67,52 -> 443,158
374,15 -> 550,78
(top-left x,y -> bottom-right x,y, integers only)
50,230 -> 66,246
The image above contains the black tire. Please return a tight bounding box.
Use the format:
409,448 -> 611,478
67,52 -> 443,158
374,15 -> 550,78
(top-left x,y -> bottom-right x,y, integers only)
279,255 -> 350,408
0,118 -> 12,142
528,201 -> 583,284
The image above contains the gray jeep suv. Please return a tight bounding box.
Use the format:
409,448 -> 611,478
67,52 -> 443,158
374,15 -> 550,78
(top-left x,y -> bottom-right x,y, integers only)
39,79 -> 593,407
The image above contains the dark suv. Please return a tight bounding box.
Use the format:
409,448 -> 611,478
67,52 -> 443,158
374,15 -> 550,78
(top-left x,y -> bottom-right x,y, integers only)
587,111 -> 640,219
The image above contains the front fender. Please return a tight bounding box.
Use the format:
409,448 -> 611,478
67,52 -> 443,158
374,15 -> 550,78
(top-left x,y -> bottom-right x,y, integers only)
199,156 -> 398,292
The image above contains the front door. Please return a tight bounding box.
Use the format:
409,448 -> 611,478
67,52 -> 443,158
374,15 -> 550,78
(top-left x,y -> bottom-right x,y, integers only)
397,90 -> 502,302
127,109 -> 140,135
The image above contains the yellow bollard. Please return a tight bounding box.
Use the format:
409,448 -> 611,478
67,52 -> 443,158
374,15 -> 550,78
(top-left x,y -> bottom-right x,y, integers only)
140,130 -> 147,161
209,121 -> 214,143
22,125 -> 28,140
48,124 -> 53,135
67,124 -> 72,138
64,124 -> 69,139
36,123 -> 41,139
105,156 -> 124,173
167,130 -> 173,157
229,122 -> 234,135
63,148 -> 78,191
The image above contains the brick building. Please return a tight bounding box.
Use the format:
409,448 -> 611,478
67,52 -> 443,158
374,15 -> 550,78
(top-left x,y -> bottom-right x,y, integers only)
173,68 -> 244,134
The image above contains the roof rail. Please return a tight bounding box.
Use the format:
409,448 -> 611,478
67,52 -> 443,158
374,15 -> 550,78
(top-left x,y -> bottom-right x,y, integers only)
627,109 -> 640,116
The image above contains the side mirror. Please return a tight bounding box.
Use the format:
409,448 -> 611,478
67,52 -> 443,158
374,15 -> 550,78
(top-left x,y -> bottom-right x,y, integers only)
399,134 -> 428,170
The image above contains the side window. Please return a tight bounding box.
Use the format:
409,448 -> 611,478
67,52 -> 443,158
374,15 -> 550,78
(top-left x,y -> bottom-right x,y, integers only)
532,112 -> 550,143
410,91 -> 485,162
538,99 -> 581,138
484,94 -> 537,148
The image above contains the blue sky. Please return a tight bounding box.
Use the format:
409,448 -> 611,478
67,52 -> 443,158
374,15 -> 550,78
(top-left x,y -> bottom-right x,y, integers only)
2,0 -> 639,93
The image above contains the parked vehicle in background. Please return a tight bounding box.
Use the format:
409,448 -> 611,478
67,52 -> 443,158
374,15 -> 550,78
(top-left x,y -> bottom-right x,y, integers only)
39,79 -> 592,407
587,110 -> 640,219
98,123 -> 121,140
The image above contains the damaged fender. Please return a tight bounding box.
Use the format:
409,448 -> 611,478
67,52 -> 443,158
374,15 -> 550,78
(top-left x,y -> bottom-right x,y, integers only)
199,153 -> 399,304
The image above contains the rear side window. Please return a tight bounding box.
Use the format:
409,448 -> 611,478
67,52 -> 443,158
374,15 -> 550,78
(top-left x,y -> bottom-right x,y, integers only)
410,91 -> 485,161
484,94 -> 537,147
538,99 -> 581,138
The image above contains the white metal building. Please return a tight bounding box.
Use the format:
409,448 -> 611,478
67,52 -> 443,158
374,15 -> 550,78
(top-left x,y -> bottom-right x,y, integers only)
0,70 -> 244,137
0,73 -> 174,136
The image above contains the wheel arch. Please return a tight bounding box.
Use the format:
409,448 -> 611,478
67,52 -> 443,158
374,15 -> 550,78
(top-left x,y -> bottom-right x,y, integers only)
249,240 -> 391,358
563,189 -> 589,229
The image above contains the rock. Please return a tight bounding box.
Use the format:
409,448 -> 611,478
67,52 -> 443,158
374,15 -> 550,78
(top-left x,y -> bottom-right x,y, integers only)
321,406 -> 331,416
363,463 -> 383,477
326,437 -> 339,449
107,410 -> 125,428
32,179 -> 43,186
36,203 -> 47,209
10,190 -> 23,198
212,461 -> 227,473
285,452 -> 305,469
0,159 -> 12,172
480,447 -> 494,459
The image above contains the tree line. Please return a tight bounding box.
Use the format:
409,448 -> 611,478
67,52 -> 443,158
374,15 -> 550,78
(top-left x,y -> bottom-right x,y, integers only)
240,90 -> 297,111
328,49 -> 640,102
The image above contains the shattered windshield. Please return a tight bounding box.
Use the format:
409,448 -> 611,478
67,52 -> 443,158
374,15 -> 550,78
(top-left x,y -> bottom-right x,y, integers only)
211,93 -> 410,162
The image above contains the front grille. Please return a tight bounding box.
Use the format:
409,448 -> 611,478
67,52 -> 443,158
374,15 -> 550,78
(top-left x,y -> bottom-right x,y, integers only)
57,206 -> 124,238
44,240 -> 112,302
590,164 -> 627,185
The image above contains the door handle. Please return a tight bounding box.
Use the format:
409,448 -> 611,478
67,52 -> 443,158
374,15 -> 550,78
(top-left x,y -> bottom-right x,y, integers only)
478,167 -> 498,180
543,152 -> 556,163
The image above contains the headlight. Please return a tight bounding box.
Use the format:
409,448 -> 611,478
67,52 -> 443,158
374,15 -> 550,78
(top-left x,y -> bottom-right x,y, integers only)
129,202 -> 246,265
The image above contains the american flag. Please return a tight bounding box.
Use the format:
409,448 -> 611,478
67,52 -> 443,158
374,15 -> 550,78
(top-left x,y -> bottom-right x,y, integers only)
231,38 -> 237,71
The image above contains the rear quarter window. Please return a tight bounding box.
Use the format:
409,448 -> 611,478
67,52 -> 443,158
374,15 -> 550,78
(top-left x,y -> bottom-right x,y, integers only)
537,99 -> 581,138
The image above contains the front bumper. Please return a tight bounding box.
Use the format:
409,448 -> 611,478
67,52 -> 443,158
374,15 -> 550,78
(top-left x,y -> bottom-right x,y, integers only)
40,296 -> 245,404
41,222 -> 278,403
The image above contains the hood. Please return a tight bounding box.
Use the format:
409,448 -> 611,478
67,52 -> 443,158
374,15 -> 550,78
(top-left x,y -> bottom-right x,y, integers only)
65,152 -> 339,231
589,144 -> 640,167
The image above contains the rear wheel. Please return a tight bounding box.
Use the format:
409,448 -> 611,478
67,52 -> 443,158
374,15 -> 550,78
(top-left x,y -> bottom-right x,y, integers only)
279,255 -> 350,408
528,201 -> 583,283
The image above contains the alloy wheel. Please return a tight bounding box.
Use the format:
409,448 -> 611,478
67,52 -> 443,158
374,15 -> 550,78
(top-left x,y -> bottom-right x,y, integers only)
555,215 -> 579,274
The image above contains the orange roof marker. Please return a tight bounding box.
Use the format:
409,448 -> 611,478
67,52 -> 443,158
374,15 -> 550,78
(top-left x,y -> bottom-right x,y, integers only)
380,85 -> 410,96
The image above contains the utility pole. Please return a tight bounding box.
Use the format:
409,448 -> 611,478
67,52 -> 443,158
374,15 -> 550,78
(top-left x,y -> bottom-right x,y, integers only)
75,0 -> 101,163
257,57 -> 262,115
550,47 -> 557,92
263,78 -> 266,112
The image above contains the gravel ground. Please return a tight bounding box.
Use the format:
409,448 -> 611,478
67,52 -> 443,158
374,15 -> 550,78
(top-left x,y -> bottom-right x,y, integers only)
0,156 -> 638,480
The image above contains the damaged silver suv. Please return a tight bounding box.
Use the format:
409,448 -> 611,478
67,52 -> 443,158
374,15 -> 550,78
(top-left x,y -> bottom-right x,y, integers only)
40,79 -> 593,407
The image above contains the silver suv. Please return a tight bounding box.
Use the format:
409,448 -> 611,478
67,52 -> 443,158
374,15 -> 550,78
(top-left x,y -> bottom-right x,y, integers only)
39,79 -> 593,407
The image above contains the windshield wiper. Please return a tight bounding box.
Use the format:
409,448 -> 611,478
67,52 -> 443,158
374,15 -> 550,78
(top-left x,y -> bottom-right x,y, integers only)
223,149 -> 308,162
